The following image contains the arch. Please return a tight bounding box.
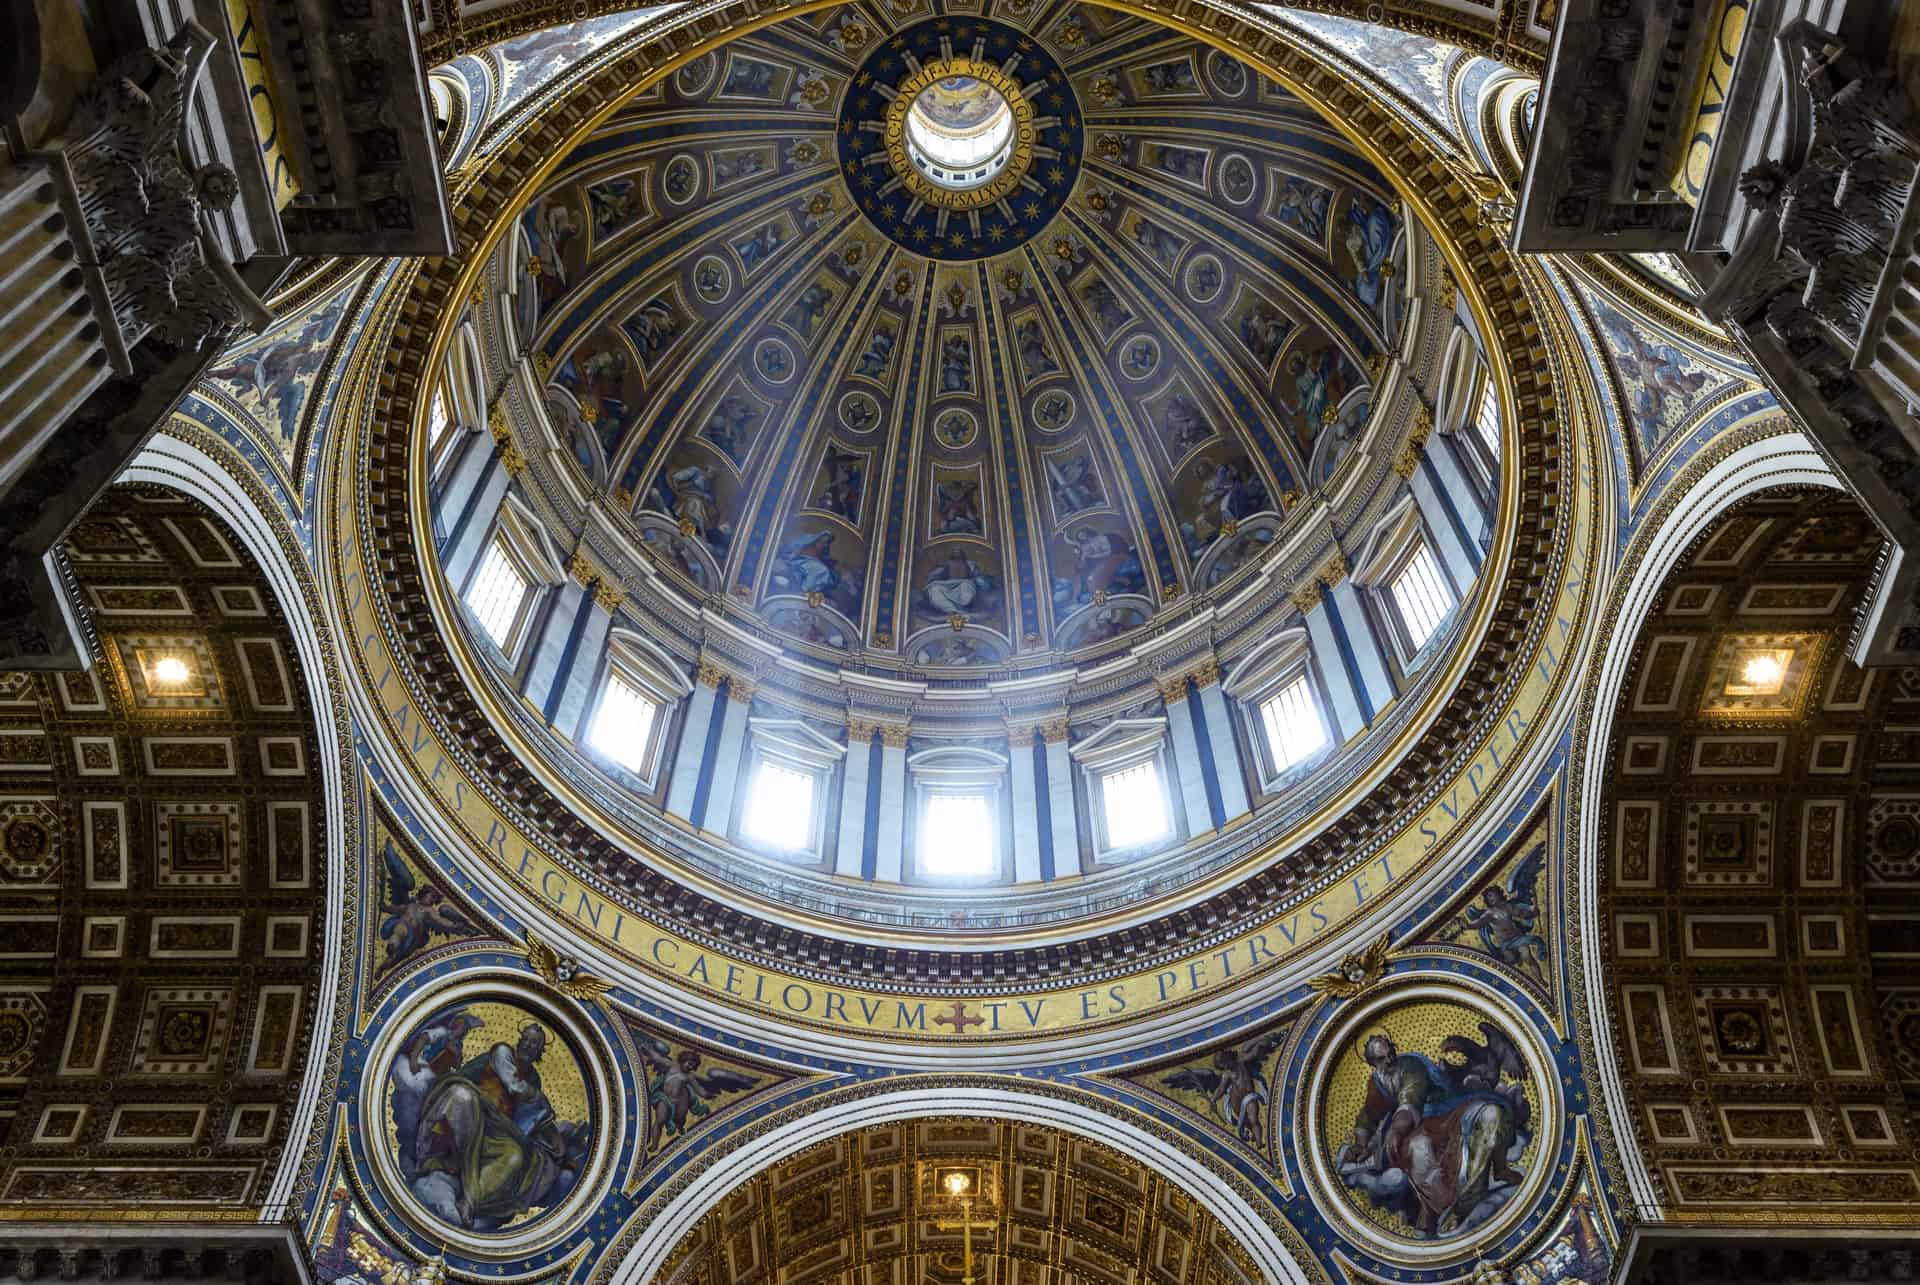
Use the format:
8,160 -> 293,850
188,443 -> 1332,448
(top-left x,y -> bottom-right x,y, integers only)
1573,427 -> 1838,1213
105,431 -> 355,1211
605,1081 -> 1313,1285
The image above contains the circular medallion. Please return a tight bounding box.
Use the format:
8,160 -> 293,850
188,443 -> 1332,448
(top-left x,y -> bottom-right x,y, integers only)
755,337 -> 796,384
364,982 -> 616,1251
1302,982 -> 1557,1263
1186,254 -> 1224,303
692,254 -> 732,303
1030,389 -> 1075,432
933,408 -> 978,449
839,17 -> 1082,260
839,391 -> 882,433
663,154 -> 700,205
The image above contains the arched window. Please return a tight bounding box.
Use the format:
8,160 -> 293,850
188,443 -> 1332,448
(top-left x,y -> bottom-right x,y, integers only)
906,746 -> 1009,884
585,630 -> 693,783
464,495 -> 564,662
737,720 -> 845,864
1353,496 -> 1457,670
1070,719 -> 1178,859
1225,628 -> 1330,788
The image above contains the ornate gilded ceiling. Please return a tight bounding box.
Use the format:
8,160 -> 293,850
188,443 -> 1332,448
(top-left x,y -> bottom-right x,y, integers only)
657,1118 -> 1265,1284
507,4 -> 1411,664
1597,489 -> 1920,1218
0,488 -> 325,1210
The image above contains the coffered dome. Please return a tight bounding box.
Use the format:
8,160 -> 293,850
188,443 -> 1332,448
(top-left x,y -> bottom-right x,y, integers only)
493,5 -> 1428,671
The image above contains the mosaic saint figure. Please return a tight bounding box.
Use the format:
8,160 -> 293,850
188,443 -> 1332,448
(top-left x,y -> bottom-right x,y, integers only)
1334,1027 -> 1530,1238
1015,317 -> 1058,380
815,446 -> 864,522
1237,299 -> 1293,368
940,334 -> 974,392
1046,451 -> 1102,516
586,178 -> 642,237
857,325 -> 897,378
1345,193 -> 1398,310
921,551 -> 996,619
1058,526 -> 1144,607
935,478 -> 982,534
1275,175 -> 1331,240
404,1022 -> 592,1230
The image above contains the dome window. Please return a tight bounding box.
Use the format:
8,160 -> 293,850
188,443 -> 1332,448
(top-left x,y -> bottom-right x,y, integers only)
467,539 -> 534,655
903,76 -> 1016,191
588,673 -> 660,774
743,759 -> 818,852
906,745 -> 1008,884
1474,373 -> 1502,461
1389,542 -> 1453,651
1099,759 -> 1171,850
922,792 -> 994,878
1259,674 -> 1328,772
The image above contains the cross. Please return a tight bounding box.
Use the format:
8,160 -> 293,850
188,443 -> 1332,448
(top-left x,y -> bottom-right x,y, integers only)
935,1173 -> 996,1285
934,1000 -> 983,1033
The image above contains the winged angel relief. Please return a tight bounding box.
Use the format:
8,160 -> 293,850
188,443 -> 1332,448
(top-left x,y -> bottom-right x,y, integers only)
638,1035 -> 762,1150
1161,1029 -> 1286,1144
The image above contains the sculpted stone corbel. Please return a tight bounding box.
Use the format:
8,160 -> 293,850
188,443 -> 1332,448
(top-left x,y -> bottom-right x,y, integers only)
52,22 -> 270,356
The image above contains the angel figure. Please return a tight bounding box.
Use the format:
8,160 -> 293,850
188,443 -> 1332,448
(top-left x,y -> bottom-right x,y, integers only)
378,839 -> 474,972
1163,1030 -> 1286,1144
640,1039 -> 762,1141
1443,845 -> 1548,983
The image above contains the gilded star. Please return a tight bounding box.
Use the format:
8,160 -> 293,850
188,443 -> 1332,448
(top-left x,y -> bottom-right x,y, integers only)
950,231 -> 967,247
1024,201 -> 1042,219
1049,166 -> 1065,184
987,225 -> 1006,242
1049,92 -> 1063,106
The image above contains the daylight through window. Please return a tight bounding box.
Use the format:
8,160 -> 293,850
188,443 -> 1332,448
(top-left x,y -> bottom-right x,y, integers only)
1100,759 -> 1170,849
1390,542 -> 1453,650
467,539 -> 532,651
1260,674 -> 1328,771
743,759 -> 817,852
922,792 -> 993,877
589,672 -> 659,772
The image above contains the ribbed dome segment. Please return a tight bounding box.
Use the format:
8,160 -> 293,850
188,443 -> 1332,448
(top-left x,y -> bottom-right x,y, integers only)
511,5 -> 1406,668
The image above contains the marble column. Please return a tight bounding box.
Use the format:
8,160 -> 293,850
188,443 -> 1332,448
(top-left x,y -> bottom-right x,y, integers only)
835,721 -> 875,877
1191,663 -> 1250,821
665,663 -> 723,822
1409,454 -> 1479,600
549,584 -> 620,737
700,674 -> 755,837
872,723 -> 909,882
1159,676 -> 1216,838
1041,722 -> 1079,876
1324,568 -> 1396,717
1007,724 -> 1043,883
1297,582 -> 1367,740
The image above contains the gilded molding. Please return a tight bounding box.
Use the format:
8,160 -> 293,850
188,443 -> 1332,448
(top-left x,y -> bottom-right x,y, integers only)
877,723 -> 912,749
1291,582 -> 1324,613
593,582 -> 626,612
1155,675 -> 1190,704
695,661 -> 727,689
567,552 -> 595,586
1037,719 -> 1070,744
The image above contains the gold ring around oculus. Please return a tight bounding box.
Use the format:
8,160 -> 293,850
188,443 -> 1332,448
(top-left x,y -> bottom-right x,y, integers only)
883,58 -> 1036,211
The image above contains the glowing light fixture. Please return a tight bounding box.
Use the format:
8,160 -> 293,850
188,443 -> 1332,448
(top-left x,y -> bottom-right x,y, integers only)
152,656 -> 192,686
1725,647 -> 1793,696
944,1171 -> 972,1198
